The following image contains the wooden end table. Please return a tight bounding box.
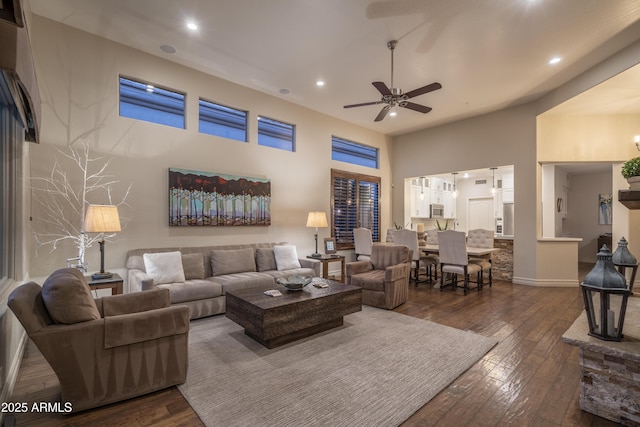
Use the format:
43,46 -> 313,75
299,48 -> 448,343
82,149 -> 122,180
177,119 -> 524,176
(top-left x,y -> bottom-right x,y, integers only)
307,254 -> 346,283
86,273 -> 123,295
226,279 -> 361,348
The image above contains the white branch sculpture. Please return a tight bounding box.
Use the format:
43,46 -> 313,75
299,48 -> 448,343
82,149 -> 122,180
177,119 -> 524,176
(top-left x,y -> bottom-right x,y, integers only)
31,142 -> 131,272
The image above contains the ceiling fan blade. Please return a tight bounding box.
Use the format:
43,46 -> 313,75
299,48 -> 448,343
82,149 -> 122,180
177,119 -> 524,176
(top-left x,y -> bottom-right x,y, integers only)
400,102 -> 432,114
344,101 -> 382,108
372,81 -> 392,96
404,82 -> 442,99
374,105 -> 391,122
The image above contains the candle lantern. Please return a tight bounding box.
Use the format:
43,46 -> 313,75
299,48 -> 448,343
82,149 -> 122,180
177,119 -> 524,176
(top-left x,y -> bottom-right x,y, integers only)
612,236 -> 638,295
580,245 -> 631,342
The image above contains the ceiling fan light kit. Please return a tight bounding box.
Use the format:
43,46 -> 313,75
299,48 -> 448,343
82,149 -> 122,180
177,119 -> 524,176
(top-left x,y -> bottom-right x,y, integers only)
344,40 -> 442,122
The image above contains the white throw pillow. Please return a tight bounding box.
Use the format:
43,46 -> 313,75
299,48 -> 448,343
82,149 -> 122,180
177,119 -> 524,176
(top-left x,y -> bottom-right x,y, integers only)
143,251 -> 186,284
273,245 -> 301,271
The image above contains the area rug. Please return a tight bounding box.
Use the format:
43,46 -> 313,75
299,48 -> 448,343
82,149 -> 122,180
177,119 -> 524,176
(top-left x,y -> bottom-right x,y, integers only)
178,306 -> 497,427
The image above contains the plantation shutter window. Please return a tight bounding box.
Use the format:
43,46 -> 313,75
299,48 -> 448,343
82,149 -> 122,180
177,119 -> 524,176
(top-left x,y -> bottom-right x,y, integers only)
331,169 -> 380,250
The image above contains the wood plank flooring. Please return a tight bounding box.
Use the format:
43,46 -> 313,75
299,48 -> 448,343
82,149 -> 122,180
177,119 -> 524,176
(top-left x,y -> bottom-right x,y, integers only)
7,269 -> 622,426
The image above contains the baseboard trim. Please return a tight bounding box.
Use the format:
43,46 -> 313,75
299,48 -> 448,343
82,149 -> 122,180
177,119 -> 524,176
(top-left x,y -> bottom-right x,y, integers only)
512,276 -> 579,287
0,331 -> 27,426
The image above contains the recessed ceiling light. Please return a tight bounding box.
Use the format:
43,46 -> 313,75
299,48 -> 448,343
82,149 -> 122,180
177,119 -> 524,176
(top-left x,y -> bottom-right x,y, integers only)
187,22 -> 198,31
389,111 -> 397,117
316,80 -> 325,87
279,88 -> 290,95
549,57 -> 562,65
160,44 -> 177,54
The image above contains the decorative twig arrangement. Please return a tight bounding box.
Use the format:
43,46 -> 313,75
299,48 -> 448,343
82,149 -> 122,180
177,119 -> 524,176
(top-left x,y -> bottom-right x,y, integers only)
31,142 -> 131,271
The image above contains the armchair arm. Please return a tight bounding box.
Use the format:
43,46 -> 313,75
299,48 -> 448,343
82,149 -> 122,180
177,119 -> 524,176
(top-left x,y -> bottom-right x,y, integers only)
299,258 -> 321,277
104,305 -> 190,348
385,262 -> 409,283
101,288 -> 170,316
346,260 -> 373,277
128,268 -> 155,292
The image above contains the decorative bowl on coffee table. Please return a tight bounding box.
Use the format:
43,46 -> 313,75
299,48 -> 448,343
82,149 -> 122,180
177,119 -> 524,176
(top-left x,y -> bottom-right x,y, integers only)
276,275 -> 312,291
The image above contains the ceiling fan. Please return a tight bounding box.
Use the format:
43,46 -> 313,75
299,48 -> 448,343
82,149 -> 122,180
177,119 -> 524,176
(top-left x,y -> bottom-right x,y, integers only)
343,40 -> 442,122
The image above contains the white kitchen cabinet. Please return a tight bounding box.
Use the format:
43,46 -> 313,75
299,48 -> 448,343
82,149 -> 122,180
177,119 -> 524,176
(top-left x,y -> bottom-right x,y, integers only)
411,185 -> 430,217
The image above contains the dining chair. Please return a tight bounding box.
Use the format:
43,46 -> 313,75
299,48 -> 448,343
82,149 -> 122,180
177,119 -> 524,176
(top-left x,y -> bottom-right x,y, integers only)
437,230 -> 482,295
467,228 -> 494,288
393,229 -> 437,284
353,227 -> 373,261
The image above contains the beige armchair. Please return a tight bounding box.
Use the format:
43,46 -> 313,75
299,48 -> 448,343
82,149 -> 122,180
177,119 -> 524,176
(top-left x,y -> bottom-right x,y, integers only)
346,244 -> 411,309
8,268 -> 190,412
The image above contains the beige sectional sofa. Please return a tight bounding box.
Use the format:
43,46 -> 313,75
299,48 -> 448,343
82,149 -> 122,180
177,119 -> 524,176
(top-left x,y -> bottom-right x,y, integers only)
126,242 -> 320,319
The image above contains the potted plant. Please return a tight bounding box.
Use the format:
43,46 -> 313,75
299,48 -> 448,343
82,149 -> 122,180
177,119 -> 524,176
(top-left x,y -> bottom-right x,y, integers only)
621,157 -> 640,190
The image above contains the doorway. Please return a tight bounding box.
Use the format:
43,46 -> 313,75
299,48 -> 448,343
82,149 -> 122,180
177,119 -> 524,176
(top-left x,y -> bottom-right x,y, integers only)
468,197 -> 494,231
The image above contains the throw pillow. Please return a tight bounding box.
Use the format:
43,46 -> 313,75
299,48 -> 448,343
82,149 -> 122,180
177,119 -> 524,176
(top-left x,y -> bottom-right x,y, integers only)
41,268 -> 101,324
182,253 -> 205,280
255,248 -> 278,272
273,245 -> 301,271
211,248 -> 256,276
143,251 -> 186,284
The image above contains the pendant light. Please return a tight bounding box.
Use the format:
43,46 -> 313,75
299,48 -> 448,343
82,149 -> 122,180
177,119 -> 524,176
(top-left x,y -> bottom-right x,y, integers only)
490,167 -> 497,194
419,176 -> 425,200
452,172 -> 458,198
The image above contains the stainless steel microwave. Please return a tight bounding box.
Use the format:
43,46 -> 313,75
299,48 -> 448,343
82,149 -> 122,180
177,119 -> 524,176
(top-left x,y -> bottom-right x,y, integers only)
430,204 -> 444,218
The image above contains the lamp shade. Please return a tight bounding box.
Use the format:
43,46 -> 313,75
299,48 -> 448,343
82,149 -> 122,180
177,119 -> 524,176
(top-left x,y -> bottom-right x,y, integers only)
306,211 -> 328,228
82,205 -> 121,233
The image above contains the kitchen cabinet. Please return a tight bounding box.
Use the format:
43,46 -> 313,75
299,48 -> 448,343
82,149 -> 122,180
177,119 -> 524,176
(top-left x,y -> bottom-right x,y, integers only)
410,185 -> 430,217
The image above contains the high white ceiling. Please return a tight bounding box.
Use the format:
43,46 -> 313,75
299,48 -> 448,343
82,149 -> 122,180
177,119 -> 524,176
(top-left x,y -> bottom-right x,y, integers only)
29,0 -> 640,136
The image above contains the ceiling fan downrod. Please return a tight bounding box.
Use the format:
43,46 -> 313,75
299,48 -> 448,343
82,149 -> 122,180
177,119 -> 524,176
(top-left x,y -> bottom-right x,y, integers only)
388,40 -> 398,94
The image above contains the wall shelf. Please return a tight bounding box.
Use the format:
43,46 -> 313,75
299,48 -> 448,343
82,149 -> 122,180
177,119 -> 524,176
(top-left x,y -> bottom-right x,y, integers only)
618,190 -> 640,209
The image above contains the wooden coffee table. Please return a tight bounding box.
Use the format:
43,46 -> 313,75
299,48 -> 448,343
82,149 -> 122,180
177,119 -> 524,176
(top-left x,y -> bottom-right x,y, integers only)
225,279 -> 362,348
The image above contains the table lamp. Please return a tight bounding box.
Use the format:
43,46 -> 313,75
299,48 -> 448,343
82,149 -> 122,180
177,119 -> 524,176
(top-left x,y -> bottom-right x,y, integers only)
82,204 -> 121,280
306,211 -> 328,257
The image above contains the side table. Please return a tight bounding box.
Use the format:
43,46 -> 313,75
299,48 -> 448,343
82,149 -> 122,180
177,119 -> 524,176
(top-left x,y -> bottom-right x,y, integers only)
307,255 -> 346,283
86,273 -> 123,295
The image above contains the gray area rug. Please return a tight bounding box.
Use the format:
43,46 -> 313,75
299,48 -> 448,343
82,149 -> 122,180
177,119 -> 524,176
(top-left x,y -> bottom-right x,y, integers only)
178,306 -> 497,427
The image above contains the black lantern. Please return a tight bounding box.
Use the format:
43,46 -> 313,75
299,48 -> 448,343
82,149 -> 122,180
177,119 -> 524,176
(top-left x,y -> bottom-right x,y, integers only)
580,245 -> 631,342
612,236 -> 638,295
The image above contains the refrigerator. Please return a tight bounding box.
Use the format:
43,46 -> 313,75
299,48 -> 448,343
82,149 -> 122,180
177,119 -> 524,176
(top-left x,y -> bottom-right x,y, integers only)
503,203 -> 514,236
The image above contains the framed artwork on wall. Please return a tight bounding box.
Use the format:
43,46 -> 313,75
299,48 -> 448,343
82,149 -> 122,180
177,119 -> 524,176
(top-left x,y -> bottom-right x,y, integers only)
169,168 -> 271,226
324,238 -> 336,254
598,193 -> 612,225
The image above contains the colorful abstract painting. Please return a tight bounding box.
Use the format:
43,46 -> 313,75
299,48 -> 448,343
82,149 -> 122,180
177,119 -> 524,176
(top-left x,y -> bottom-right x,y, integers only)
169,168 -> 270,226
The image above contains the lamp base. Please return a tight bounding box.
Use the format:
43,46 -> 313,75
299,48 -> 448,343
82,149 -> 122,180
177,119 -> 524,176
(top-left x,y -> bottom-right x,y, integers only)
91,272 -> 113,280
309,253 -> 322,258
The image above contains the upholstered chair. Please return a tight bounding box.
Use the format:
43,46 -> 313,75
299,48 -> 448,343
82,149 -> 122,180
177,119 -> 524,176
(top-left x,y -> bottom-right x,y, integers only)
438,230 -> 482,295
353,227 -> 373,261
466,228 -> 494,287
346,244 -> 411,309
8,268 -> 190,412
393,229 -> 438,284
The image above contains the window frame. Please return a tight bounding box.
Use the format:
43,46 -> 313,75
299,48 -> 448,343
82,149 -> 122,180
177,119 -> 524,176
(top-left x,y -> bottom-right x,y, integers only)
331,135 -> 379,169
118,76 -> 186,129
198,98 -> 248,142
331,169 -> 381,250
257,115 -> 296,152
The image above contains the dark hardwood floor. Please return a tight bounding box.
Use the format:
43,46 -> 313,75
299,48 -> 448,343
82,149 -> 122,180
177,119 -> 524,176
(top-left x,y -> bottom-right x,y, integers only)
7,264 -> 621,426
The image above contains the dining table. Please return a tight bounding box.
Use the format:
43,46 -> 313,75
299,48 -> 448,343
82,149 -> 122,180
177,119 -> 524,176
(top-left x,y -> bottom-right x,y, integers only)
419,244 -> 501,257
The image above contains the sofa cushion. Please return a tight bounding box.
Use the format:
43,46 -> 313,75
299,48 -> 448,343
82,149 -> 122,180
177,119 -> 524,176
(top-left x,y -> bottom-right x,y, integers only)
157,279 -> 223,304
255,248 -> 278,272
41,268 -> 101,324
144,251 -> 186,284
214,272 -> 276,294
273,245 -> 301,270
182,253 -> 205,280
211,248 -> 256,276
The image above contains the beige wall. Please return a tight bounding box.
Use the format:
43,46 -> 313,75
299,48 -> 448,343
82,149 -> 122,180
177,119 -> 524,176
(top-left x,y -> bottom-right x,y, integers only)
392,103 -> 538,283
27,16 -> 393,279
